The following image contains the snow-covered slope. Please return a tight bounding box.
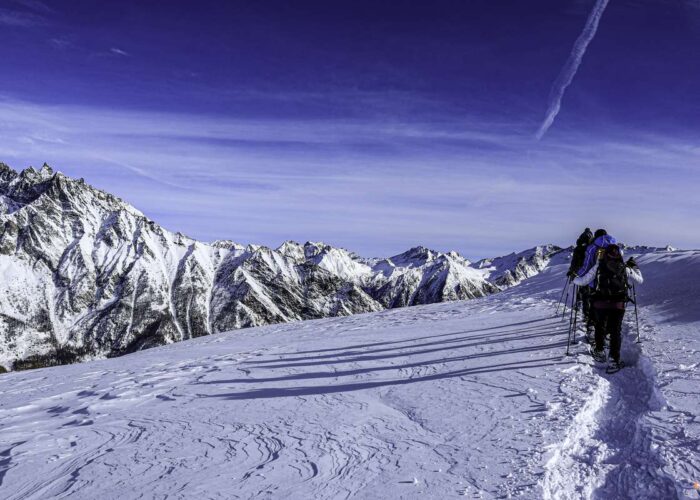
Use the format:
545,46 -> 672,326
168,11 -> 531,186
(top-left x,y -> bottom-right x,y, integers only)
1,163 -> 508,370
474,244 -> 563,288
0,246 -> 696,499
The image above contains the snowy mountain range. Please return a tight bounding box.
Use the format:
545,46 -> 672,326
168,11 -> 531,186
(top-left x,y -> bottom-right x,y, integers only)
0,163 -> 562,370
1,244 -> 696,499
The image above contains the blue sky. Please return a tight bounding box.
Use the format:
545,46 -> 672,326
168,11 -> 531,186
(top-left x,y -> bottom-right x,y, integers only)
1,0 -> 699,259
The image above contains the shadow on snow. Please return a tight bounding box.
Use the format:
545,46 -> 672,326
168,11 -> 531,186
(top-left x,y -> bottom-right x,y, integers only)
195,315 -> 572,401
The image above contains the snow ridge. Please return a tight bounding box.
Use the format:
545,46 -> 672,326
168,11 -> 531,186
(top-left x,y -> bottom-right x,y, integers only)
1,163 -> 531,370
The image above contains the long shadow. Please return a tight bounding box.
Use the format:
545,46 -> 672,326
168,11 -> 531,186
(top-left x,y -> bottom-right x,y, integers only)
246,326 -> 567,370
248,319 -> 565,365
198,339 -> 569,386
198,357 -> 570,400
271,316 -> 556,356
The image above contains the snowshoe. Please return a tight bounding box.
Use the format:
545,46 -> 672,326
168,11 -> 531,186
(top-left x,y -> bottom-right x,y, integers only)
589,347 -> 606,363
606,360 -> 625,374
585,325 -> 595,345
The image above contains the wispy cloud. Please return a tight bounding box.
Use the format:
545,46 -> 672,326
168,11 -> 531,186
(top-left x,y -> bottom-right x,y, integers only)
0,7 -> 47,26
536,0 -> 610,140
110,47 -> 129,57
0,96 -> 697,257
48,37 -> 72,49
11,0 -> 53,14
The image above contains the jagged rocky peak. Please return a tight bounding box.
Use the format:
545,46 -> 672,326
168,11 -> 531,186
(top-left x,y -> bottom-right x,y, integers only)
277,240 -> 305,262
476,244 -> 563,289
19,163 -> 59,186
0,162 -> 143,219
389,245 -> 438,266
446,250 -> 469,264
0,162 -> 568,372
13,163 -> 53,183
371,245 -> 464,280
303,240 -> 333,259
1,163 -> 57,207
211,240 -> 245,251
0,162 -> 19,187
37,163 -> 54,178
301,241 -> 372,281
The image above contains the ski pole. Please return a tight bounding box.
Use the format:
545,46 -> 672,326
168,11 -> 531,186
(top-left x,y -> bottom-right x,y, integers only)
555,278 -> 570,315
571,286 -> 580,345
566,285 -> 578,354
633,282 -> 641,343
565,308 -> 573,356
568,285 -> 575,331
561,283 -> 571,321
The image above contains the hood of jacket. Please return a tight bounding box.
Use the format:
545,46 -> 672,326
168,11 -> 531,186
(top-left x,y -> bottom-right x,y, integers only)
593,234 -> 617,248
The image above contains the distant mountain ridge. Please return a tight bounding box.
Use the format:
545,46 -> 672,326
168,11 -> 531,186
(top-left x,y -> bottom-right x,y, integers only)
0,163 -> 563,370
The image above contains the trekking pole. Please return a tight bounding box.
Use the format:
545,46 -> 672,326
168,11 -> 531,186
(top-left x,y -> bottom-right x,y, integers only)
571,287 -> 580,345
565,285 -> 578,354
568,285 -> 575,330
561,282 -> 571,321
632,282 -> 641,343
555,278 -> 570,315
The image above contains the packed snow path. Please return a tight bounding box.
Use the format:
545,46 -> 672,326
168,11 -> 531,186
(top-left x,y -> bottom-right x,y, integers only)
0,250 -> 698,499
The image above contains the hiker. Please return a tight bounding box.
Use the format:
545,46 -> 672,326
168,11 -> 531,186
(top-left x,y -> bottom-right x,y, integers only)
573,229 -> 643,372
567,228 -> 594,337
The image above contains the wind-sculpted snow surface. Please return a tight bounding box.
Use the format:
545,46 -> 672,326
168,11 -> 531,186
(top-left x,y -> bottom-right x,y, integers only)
1,163 -> 517,370
0,246 -> 697,498
0,283 -> 577,498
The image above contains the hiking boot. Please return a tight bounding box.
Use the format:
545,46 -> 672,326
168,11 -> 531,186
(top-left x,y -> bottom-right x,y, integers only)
606,360 -> 625,374
590,348 -> 606,363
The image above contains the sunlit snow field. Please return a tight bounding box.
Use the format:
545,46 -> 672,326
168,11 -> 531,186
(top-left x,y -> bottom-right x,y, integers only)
0,250 -> 698,499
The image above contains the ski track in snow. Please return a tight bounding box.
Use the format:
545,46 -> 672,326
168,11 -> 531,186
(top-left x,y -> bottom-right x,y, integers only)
0,250 -> 698,499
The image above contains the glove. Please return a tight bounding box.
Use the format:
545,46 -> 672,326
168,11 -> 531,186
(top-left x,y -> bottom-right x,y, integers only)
626,257 -> 637,268
566,270 -> 576,278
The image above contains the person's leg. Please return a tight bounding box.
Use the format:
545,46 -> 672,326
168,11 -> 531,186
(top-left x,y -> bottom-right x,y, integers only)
608,309 -> 625,362
583,291 -> 594,333
594,308 -> 607,352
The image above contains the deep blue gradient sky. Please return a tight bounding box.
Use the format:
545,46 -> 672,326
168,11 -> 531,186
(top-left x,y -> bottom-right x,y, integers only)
1,0 -> 699,258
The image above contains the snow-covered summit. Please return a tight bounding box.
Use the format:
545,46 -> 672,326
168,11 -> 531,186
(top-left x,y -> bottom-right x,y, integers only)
475,244 -> 563,288
302,241 -> 372,281
210,239 -> 245,251
276,240 -> 305,262
388,245 -> 439,267
1,246 -> 696,499
1,164 -> 535,370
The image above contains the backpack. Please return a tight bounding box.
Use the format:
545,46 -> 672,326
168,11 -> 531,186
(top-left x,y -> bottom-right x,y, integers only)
570,244 -> 587,274
576,229 -> 593,247
569,229 -> 593,274
595,244 -> 628,300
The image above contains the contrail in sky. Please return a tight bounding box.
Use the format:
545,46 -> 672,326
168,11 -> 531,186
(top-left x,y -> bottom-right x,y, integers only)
536,0 -> 610,140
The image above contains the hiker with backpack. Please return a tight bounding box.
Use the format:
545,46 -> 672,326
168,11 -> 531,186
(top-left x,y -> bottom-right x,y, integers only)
573,229 -> 643,373
567,228 -> 594,337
